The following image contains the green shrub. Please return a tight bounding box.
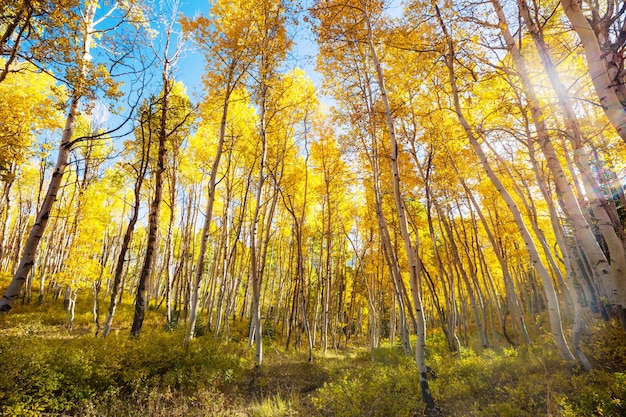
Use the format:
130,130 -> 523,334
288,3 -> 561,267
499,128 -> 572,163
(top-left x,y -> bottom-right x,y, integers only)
557,371 -> 626,416
2,307 -> 626,417
312,355 -> 421,417
0,329 -> 248,416
583,321 -> 626,371
0,337 -> 107,415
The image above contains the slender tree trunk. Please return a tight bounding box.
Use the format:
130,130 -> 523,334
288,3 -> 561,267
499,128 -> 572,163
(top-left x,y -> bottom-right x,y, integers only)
102,117 -> 152,337
457,173 -> 531,345
492,0 -> 614,319
415,157 -> 460,351
162,155 -> 178,329
0,6 -> 32,84
0,4 -> 96,312
435,2 -> 575,362
249,79 -> 269,365
130,63 -> 171,336
517,0 -> 626,324
441,209 -> 488,348
187,86 -> 232,342
0,169 -> 15,266
65,288 -> 77,330
559,0 -> 626,144
93,280 -> 101,336
362,5 -> 438,413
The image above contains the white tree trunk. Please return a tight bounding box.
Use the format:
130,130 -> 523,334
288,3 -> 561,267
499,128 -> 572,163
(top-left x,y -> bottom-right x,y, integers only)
560,0 -> 626,144
436,3 -> 576,362
518,0 -> 626,319
187,93 -> 230,342
0,4 -> 96,312
363,5 -> 438,413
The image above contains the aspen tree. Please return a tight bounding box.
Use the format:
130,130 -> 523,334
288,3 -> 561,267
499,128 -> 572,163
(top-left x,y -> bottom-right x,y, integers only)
244,0 -> 293,366
280,124 -> 312,359
130,13 -> 190,335
355,0 -> 439,411
0,0 -> 81,83
181,0 -> 262,342
314,0 -> 417,355
515,0 -> 626,327
398,113 -> 463,351
311,121 -> 354,354
456,168 -> 532,345
312,1 -> 437,410
0,0 -> 141,312
487,0 -> 613,362
102,101 -> 151,336
559,0 -> 626,144
433,2 -> 576,362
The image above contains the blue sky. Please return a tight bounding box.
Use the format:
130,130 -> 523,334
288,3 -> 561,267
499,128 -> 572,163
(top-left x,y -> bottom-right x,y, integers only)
173,0 -> 323,100
176,1 -> 212,96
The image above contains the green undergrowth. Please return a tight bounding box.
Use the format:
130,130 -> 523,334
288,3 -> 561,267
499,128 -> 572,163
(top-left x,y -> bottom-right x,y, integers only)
311,325 -> 626,417
0,328 -> 248,416
0,300 -> 625,416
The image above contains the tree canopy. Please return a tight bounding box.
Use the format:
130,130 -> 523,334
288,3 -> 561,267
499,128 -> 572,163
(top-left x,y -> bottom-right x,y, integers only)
1,0 -> 626,415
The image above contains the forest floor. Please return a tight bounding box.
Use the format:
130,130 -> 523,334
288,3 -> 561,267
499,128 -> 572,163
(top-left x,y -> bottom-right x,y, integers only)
1,296 -> 625,416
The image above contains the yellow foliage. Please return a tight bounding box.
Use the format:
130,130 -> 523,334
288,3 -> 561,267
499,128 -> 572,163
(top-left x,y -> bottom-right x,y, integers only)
0,62 -> 65,175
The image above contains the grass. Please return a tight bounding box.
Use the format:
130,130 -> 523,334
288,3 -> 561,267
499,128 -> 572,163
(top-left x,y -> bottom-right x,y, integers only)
0,295 -> 625,416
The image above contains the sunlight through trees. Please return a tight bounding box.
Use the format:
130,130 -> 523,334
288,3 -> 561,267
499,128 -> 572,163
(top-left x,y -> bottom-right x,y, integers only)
2,0 -> 626,415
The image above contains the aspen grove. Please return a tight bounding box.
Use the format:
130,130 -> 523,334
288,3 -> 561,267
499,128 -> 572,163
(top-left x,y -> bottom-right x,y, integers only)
1,0 -> 626,416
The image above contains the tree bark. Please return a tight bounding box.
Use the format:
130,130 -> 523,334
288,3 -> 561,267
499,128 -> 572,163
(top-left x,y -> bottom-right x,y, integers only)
559,0 -> 626,144
102,148 -> 148,337
130,66 -> 171,337
0,4 -> 96,312
435,2 -> 576,362
362,4 -> 438,413
518,0 -> 626,323
187,90 -> 231,342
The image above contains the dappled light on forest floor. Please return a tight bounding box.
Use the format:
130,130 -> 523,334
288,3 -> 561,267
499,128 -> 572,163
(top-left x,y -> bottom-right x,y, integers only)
0,301 -> 624,416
